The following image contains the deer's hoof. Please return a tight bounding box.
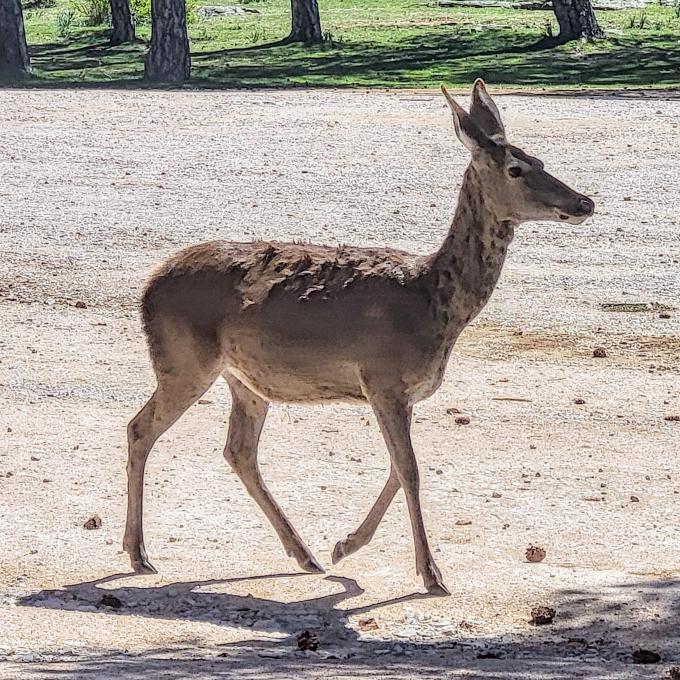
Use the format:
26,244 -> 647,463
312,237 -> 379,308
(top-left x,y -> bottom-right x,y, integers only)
131,558 -> 158,575
332,537 -> 361,565
331,540 -> 348,565
426,581 -> 451,597
299,554 -> 325,574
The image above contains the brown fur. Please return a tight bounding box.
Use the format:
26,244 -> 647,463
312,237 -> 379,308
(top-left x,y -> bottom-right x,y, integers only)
123,81 -> 594,595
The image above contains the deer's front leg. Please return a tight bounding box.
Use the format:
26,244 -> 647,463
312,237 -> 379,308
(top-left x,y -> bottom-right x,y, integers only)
362,382 -> 449,596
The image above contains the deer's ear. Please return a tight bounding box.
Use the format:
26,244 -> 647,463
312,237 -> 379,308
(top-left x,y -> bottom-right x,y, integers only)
441,85 -> 497,155
470,78 -> 505,141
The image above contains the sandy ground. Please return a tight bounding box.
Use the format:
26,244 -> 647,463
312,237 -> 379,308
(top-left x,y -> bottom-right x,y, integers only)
0,88 -> 678,679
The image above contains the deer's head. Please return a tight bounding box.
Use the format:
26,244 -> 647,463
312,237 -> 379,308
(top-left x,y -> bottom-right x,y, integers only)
441,80 -> 594,225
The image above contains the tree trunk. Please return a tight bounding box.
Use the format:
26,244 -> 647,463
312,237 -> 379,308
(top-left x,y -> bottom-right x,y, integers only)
288,0 -> 322,43
110,0 -> 135,45
144,0 -> 190,82
552,0 -> 603,41
0,0 -> 30,78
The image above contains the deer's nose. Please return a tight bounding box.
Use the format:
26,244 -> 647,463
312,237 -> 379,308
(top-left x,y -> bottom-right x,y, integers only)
577,196 -> 595,216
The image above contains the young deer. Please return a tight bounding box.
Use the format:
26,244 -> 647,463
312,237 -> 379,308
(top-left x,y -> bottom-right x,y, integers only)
124,81 -> 594,595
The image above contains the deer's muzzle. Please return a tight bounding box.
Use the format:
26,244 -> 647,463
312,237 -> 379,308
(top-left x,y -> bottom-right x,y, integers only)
557,195 -> 595,224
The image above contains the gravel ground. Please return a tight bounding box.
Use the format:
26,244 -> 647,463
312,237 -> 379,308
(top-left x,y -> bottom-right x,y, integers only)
0,88 -> 679,679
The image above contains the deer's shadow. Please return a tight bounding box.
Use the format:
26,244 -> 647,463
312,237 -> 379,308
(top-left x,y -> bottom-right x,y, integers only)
18,571 -> 430,654
17,570 -> 680,676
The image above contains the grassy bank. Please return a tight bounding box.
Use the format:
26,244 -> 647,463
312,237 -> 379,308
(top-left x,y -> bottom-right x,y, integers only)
16,0 -> 680,88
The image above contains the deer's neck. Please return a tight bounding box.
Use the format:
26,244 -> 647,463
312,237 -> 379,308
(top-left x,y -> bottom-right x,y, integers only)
427,165 -> 515,329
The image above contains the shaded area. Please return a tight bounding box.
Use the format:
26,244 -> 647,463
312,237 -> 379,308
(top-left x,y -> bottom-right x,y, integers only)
191,30 -> 680,88
14,571 -> 680,677
25,34 -> 147,82
7,20 -> 680,90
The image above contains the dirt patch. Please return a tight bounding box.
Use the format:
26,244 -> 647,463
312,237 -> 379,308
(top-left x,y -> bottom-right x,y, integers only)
0,89 -> 678,678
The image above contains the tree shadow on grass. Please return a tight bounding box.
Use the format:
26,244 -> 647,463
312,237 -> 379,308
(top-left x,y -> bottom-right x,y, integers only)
8,26 -> 680,91
25,33 -> 147,82
191,30 -> 680,90
14,570 -> 680,677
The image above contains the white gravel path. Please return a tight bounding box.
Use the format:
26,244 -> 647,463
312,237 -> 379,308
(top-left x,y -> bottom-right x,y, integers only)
0,88 -> 678,678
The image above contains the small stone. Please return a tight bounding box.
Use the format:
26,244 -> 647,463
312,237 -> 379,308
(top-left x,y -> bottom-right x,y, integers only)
197,399 -> 213,405
530,606 -> 555,625
574,398 -> 586,405
83,514 -> 102,530
296,630 -> 319,651
455,416 -> 470,425
525,545 -> 546,563
358,617 -> 379,631
632,649 -> 660,664
30,455 -> 40,461
630,495 -> 640,503
492,492 -> 502,498
100,594 -> 122,609
446,407 -> 461,415
455,519 -> 472,526
74,300 -> 87,309
593,347 -> 608,358
659,312 -> 671,319
664,415 -> 680,422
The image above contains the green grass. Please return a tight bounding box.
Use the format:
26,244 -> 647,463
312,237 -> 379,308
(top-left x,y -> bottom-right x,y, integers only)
13,0 -> 680,89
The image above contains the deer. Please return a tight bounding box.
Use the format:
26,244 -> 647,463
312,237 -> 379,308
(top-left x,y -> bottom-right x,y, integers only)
123,80 -> 594,596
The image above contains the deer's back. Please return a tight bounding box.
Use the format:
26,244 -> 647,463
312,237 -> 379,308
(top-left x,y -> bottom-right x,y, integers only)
142,240 -> 451,403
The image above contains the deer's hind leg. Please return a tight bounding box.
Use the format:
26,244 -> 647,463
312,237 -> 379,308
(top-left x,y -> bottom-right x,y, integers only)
223,374 -> 323,574
124,323 -> 223,574
332,463 -> 401,565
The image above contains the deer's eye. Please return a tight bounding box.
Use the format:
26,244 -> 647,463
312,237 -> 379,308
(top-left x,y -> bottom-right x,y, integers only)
508,165 -> 522,178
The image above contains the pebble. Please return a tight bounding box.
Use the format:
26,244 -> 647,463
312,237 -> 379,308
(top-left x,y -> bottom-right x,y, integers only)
83,515 -> 102,530
632,649 -> 661,664
530,606 -> 556,625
